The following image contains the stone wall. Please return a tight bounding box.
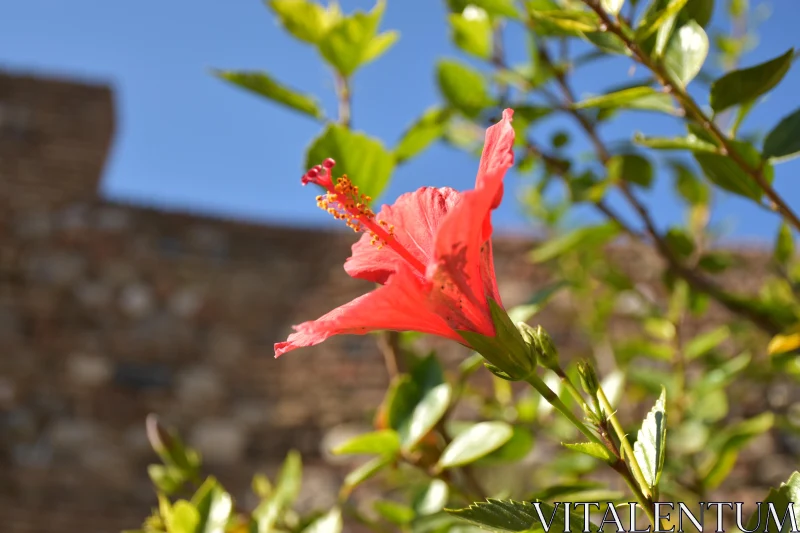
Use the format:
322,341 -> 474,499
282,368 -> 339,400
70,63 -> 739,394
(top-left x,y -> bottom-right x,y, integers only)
0,70 -> 795,533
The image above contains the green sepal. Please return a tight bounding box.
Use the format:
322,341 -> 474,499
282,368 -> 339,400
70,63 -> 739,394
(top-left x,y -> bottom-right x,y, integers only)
458,298 -> 535,380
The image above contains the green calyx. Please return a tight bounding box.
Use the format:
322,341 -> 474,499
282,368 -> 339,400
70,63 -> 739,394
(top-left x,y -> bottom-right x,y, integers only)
458,298 -> 537,381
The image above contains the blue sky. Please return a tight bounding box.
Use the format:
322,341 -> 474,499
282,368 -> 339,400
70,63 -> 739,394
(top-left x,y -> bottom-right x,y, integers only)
1,0 -> 798,242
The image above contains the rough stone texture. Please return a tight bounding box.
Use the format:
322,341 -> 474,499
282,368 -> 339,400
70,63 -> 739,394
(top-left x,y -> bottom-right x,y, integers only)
0,69 -> 797,532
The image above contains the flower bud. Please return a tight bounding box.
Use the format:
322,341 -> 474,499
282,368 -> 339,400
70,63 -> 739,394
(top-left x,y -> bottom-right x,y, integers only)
577,360 -> 600,398
534,325 -> 559,370
516,322 -> 540,367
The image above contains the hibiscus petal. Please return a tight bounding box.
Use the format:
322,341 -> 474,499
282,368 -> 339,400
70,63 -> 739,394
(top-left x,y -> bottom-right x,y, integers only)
344,187 -> 461,284
476,108 -> 516,198
274,266 -> 461,357
428,110 -> 515,333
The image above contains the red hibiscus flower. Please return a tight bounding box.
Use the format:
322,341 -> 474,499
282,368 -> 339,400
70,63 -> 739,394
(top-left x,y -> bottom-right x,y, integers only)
274,109 -> 516,358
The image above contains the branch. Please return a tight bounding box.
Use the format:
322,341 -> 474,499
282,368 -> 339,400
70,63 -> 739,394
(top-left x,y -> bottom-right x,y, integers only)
581,0 -> 800,232
533,44 -> 782,335
334,72 -> 351,128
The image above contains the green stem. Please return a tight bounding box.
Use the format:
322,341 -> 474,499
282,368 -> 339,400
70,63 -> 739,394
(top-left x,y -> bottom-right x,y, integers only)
611,458 -> 658,528
524,373 -> 604,448
596,386 -> 652,500
553,366 -> 597,417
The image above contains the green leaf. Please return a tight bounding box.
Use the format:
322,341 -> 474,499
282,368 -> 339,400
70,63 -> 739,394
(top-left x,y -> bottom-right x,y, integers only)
268,0 -> 339,44
374,501 -> 415,525
449,11 -> 492,59
693,139 -> 771,201
746,472 -> 800,533
149,464 -> 186,495
341,455 -> 392,497
684,326 -> 730,359
384,375 -> 419,430
274,450 -> 302,508
395,107 -> 452,164
415,479 -> 450,515
191,478 -> 233,533
301,508 -> 343,533
665,227 -> 695,258
446,499 -> 587,532
654,9 -> 678,57
636,0 -> 690,41
703,413 -> 774,490
607,153 -> 654,188
698,251 -> 735,273
252,453 -> 302,533
632,388 -> 667,491
671,161 -> 710,204
582,31 -> 630,55
573,86 -> 677,114
436,59 -> 493,118
663,21 -> 708,86
437,422 -> 514,469
411,352 -> 447,393
362,30 -> 399,65
710,48 -> 795,113
633,132 -> 717,152
528,9 -> 599,35
400,383 -> 452,450
252,474 -> 272,500
146,415 -> 201,476
763,107 -> 800,163
212,71 -> 323,120
679,0 -> 714,27
318,0 -> 394,76
774,222 -> 795,264
477,426 -> 535,464
332,430 -> 400,456
166,501 -> 200,533
563,442 -> 614,463
530,223 -> 619,263
305,124 -> 395,201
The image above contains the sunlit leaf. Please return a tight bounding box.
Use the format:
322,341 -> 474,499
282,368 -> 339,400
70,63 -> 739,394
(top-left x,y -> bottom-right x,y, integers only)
633,132 -> 717,152
332,430 -> 400,456
437,422 -> 514,469
213,70 -> 323,120
636,0 -> 690,40
663,21 -> 708,86
574,86 -> 677,115
633,388 -> 667,491
268,0 -> 339,44
395,107 -> 452,163
449,11 -> 492,59
437,59 -> 494,117
746,472 -> 800,533
563,442 -> 614,463
306,124 -> 395,201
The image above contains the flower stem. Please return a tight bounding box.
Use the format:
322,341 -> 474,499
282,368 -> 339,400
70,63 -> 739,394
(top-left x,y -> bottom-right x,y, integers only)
523,373 -> 603,448
553,366 -> 596,417
334,72 -> 351,128
526,371 -> 657,529
596,386 -> 652,501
